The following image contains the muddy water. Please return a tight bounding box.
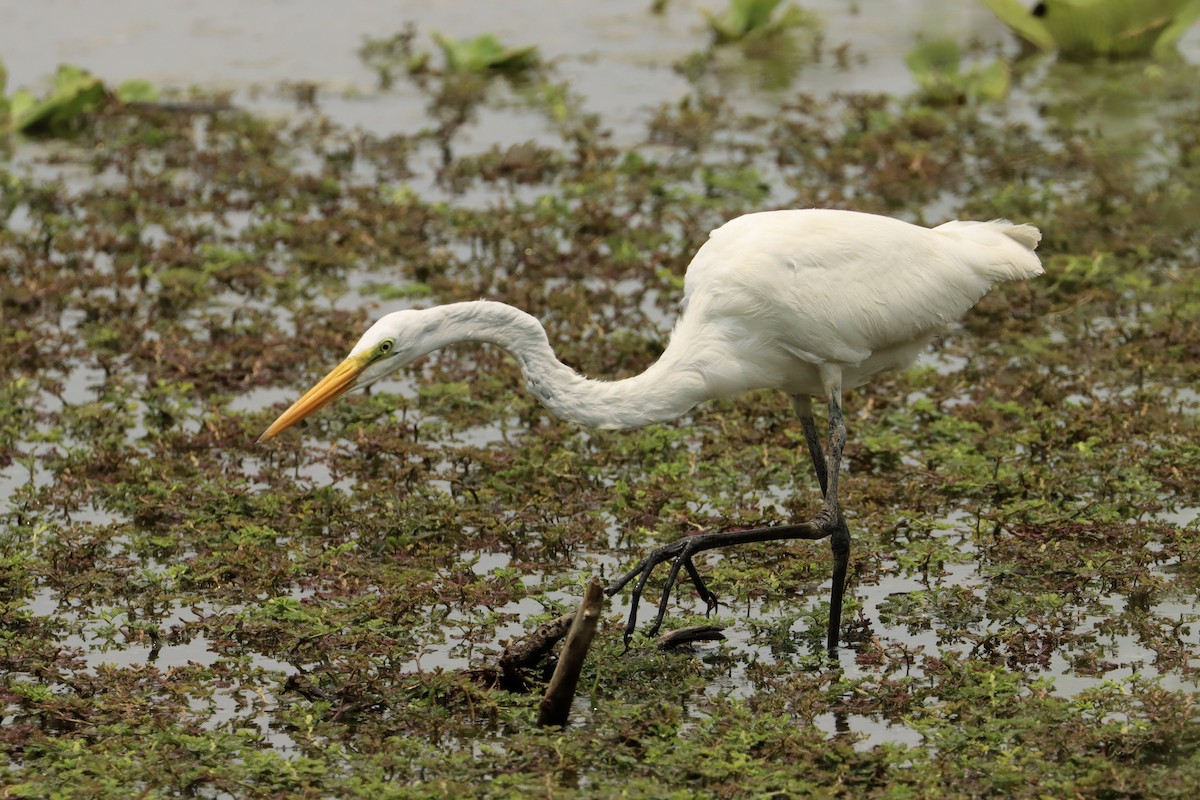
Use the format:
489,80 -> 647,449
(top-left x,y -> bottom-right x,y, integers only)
1,1 -> 1032,138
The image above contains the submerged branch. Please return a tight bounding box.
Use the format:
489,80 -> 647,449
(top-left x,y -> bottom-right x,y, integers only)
537,577 -> 605,728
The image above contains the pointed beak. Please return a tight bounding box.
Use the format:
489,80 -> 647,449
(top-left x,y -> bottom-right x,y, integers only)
257,353 -> 369,443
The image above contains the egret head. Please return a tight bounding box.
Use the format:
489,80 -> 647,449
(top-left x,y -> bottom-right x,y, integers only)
257,310 -> 423,443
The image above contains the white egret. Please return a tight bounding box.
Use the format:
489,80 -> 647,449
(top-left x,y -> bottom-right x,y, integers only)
258,209 -> 1044,652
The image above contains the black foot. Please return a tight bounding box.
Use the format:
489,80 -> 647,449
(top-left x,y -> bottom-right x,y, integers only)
607,515 -> 837,649
606,540 -> 718,649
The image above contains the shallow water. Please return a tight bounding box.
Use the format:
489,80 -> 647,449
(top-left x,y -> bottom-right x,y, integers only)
0,1 -> 1027,136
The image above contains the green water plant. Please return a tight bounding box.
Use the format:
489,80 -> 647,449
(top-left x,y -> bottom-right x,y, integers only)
359,27 -> 426,89
5,21 -> 1200,797
432,33 -> 539,75
6,64 -> 106,135
980,0 -> 1200,59
705,0 -> 815,44
1,62 -> 158,136
681,0 -> 822,90
905,38 -> 1010,105
0,57 -> 7,126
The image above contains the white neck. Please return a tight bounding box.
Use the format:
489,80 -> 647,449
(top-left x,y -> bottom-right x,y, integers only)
411,301 -> 713,430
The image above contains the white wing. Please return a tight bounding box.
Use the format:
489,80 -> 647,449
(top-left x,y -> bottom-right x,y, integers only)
681,209 -> 1041,367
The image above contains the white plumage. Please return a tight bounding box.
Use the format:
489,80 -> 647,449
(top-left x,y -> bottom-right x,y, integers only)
259,208 -> 1044,651
672,209 -> 1042,399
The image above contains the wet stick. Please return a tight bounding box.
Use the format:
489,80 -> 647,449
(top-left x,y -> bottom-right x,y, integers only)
658,624 -> 725,650
495,611 -> 575,692
537,577 -> 604,728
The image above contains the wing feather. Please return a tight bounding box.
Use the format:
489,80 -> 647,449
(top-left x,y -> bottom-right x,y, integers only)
682,210 -> 1041,367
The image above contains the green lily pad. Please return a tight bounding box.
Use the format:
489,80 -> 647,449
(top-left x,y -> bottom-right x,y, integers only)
981,0 -> 1200,58
13,64 -> 107,134
432,33 -> 539,75
705,0 -> 814,44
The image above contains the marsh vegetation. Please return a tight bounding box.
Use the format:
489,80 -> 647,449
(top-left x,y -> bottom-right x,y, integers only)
2,1 -> 1199,797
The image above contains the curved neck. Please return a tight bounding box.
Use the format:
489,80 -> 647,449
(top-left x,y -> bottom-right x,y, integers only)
414,301 -> 711,430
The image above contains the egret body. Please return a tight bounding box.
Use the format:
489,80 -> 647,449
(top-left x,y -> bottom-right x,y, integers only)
259,209 -> 1043,651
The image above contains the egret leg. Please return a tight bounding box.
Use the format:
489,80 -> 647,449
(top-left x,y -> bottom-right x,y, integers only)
797,389 -> 850,652
791,394 -> 828,497
816,372 -> 850,655
827,518 -> 851,652
609,375 -> 853,654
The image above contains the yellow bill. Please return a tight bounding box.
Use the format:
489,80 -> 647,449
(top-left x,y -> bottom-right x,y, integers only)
258,353 -> 369,443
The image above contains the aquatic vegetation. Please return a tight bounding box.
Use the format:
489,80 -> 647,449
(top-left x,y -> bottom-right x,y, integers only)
3,63 -> 105,135
0,57 -> 7,133
2,16 -> 1200,797
678,1 -> 828,93
704,0 -> 817,44
982,0 -> 1200,59
0,62 -> 157,137
905,38 -> 1010,105
432,32 -> 540,75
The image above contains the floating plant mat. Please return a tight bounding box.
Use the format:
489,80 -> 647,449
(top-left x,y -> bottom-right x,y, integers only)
3,13 -> 1200,798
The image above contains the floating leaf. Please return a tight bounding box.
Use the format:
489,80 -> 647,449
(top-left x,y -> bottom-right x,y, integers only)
432,33 -> 539,75
7,90 -> 37,131
905,37 -> 964,76
705,0 -> 815,44
977,0 -> 1057,50
1156,1 -> 1200,50
14,64 -> 107,134
116,79 -> 158,103
980,0 -> 1200,59
905,38 -> 1010,105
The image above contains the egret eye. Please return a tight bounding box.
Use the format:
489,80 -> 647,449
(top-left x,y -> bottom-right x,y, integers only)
379,339 -> 394,354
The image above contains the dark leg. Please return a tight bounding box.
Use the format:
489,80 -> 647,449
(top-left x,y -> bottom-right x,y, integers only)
817,378 -> 850,654
791,391 -> 850,651
791,394 -> 828,497
609,374 -> 853,653
827,517 -> 851,652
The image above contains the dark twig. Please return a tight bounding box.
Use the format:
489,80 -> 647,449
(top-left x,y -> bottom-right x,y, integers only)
657,625 -> 725,650
497,611 -> 575,691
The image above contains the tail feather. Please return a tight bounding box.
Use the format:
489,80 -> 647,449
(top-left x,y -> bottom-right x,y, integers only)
994,221 -> 1041,251
934,218 -> 1044,281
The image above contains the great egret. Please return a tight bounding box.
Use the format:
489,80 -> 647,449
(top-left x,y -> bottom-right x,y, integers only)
259,209 -> 1043,652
